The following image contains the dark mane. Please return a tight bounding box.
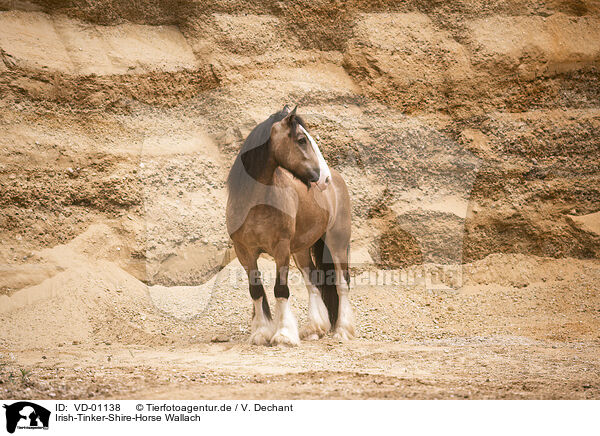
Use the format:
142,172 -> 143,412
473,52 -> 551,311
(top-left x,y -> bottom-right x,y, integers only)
227,109 -> 305,199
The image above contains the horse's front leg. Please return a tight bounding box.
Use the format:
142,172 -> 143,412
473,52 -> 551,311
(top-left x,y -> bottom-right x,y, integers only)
270,240 -> 300,346
235,244 -> 273,345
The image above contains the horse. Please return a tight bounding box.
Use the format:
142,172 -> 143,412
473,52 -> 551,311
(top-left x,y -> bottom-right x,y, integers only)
226,105 -> 354,346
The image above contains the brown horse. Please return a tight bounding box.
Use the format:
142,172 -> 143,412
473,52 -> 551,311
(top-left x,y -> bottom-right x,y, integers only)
226,106 -> 354,346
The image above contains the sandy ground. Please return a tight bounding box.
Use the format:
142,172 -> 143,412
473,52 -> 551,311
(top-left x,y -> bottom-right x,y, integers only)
1,250 -> 599,399
1,2 -> 600,400
6,339 -> 600,400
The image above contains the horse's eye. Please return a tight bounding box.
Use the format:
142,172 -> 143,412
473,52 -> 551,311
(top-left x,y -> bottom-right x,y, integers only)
298,137 -> 308,146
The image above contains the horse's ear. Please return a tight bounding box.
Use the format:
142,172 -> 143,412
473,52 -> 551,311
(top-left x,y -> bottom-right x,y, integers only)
283,105 -> 297,125
282,104 -> 292,114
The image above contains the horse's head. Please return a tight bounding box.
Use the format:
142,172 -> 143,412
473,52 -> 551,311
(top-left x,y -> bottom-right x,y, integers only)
270,106 -> 331,190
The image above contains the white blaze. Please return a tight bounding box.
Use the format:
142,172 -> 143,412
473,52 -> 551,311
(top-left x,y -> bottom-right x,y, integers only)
299,125 -> 331,190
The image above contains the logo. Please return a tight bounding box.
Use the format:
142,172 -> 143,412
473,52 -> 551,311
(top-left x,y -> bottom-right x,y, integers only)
2,402 -> 50,434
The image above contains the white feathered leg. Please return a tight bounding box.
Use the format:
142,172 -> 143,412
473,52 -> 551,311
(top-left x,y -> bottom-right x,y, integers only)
301,284 -> 331,340
249,297 -> 274,345
333,270 -> 355,341
270,298 -> 300,346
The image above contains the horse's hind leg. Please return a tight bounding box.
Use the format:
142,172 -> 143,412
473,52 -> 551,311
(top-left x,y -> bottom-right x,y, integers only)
325,236 -> 355,341
235,244 -> 273,345
270,240 -> 300,346
293,249 -> 330,340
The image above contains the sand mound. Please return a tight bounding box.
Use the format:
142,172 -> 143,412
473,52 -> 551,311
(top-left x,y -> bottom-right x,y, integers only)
0,260 -> 151,350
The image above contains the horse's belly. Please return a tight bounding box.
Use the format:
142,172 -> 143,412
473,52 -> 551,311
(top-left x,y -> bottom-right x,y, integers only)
231,204 -> 295,251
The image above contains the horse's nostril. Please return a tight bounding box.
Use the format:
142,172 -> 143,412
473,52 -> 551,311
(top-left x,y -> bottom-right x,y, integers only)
310,169 -> 320,182
325,176 -> 330,184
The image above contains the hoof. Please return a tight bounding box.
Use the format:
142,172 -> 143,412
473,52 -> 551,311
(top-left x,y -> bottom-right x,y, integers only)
332,325 -> 354,342
300,324 -> 327,341
249,328 -> 272,346
301,331 -> 320,341
270,329 -> 300,347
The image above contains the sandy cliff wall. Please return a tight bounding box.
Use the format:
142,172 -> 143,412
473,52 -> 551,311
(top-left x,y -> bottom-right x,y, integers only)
1,0 -> 599,289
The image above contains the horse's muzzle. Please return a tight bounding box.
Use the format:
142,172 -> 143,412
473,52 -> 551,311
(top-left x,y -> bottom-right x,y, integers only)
308,168 -> 320,183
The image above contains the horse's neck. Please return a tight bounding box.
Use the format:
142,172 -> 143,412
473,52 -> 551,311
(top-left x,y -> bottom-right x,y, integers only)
254,155 -> 278,185
226,165 -> 298,236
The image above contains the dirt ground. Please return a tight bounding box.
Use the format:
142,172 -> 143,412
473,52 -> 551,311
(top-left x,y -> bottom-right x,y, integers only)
1,1 -> 599,399
1,253 -> 599,399
4,338 -> 599,400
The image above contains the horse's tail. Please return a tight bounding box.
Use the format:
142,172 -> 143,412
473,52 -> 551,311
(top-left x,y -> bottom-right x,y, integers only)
261,292 -> 272,320
310,235 -> 341,326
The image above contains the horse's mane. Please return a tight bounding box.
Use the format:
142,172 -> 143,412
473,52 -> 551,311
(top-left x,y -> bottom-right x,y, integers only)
227,108 -> 305,200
